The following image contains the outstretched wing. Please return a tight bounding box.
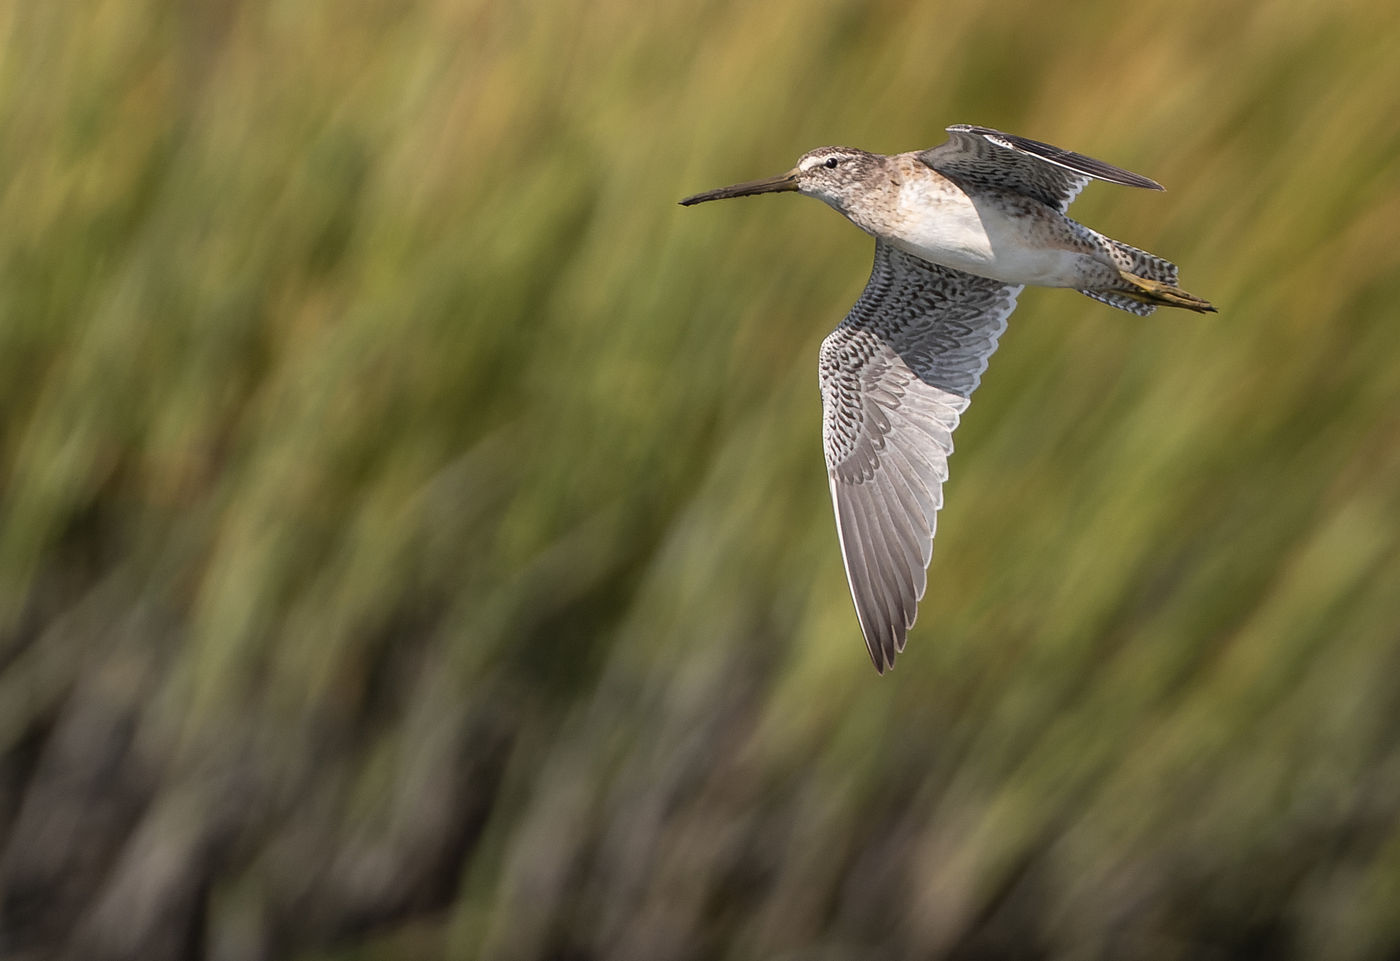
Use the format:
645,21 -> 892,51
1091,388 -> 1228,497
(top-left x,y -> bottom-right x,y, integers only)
918,124 -> 1163,212
820,240 -> 1022,672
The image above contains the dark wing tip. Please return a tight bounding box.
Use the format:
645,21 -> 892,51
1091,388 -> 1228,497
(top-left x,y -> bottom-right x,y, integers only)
870,649 -> 889,675
866,627 -> 899,674
856,585 -> 914,675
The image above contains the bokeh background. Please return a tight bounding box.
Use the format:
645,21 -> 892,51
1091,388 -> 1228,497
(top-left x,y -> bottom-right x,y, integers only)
3,0 -> 1400,958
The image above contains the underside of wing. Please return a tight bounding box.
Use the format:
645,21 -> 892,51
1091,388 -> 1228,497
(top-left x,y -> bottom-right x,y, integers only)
820,240 -> 1022,672
918,124 -> 1163,212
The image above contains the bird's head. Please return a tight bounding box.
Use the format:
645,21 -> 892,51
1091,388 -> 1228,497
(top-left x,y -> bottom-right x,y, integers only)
679,146 -> 884,215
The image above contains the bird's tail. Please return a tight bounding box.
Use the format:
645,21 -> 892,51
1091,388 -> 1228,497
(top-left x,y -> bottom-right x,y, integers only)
1079,233 -> 1216,315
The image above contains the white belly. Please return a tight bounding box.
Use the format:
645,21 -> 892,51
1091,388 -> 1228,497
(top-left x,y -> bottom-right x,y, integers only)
885,183 -> 1083,287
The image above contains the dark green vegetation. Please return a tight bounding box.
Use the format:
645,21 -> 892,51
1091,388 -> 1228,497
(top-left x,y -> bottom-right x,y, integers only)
3,1 -> 1400,959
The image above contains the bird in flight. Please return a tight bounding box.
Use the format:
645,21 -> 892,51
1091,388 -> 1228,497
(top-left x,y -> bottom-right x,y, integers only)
680,124 -> 1214,673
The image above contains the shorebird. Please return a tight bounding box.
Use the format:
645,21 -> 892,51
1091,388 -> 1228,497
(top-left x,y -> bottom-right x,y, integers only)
681,124 -> 1214,673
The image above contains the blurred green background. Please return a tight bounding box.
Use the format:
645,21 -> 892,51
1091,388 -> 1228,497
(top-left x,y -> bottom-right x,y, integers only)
3,0 -> 1400,958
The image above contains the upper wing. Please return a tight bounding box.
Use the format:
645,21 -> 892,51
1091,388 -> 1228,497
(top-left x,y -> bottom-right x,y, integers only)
820,240 -> 1022,672
918,124 -> 1163,212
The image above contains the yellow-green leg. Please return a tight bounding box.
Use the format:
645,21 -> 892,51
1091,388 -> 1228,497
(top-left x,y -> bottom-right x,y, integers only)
1118,269 -> 1217,313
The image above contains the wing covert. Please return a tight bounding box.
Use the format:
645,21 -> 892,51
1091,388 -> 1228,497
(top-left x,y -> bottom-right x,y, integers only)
820,240 -> 1022,672
917,124 -> 1163,212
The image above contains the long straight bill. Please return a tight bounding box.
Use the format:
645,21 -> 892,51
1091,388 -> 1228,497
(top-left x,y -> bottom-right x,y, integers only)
679,171 -> 798,205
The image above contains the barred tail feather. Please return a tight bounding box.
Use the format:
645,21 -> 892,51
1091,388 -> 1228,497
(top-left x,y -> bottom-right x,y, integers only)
1089,230 -> 1179,285
1081,289 -> 1157,315
1078,230 -> 1215,314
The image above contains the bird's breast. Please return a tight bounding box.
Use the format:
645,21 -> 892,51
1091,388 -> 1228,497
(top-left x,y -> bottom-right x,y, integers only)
880,179 -> 1083,287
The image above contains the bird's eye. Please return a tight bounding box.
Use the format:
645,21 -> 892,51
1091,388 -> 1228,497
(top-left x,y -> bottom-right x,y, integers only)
824,157 -> 840,169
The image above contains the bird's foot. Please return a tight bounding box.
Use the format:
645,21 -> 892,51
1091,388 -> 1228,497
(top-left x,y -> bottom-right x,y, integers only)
1116,269 -> 1217,313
